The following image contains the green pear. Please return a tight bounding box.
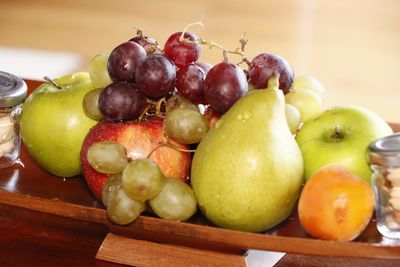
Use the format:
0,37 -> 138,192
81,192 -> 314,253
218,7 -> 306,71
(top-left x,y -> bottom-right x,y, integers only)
191,88 -> 304,232
20,72 -> 97,177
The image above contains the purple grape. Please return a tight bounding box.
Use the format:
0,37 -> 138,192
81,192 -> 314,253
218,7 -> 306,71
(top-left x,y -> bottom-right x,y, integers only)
248,53 -> 294,94
204,62 -> 248,114
164,32 -> 201,68
176,63 -> 207,104
107,41 -> 147,83
195,62 -> 213,74
135,54 -> 176,99
129,35 -> 159,55
99,82 -> 147,121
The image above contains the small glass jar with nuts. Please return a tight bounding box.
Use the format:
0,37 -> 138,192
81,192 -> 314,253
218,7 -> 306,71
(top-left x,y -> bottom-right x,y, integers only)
0,71 -> 27,168
368,133 -> 400,239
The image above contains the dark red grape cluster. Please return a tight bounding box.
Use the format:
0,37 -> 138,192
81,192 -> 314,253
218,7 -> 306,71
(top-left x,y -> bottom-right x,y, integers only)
96,29 -> 295,134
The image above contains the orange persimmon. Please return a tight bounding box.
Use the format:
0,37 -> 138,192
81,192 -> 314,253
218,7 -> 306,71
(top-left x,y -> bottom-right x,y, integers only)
298,164 -> 374,241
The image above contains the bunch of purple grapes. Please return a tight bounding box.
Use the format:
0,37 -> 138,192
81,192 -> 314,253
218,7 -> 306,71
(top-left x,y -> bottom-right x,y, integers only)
92,30 -> 294,144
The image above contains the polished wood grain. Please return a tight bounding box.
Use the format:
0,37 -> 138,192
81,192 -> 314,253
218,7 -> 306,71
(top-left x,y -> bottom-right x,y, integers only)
96,233 -> 246,266
1,203 -> 399,267
3,185 -> 400,260
1,0 -> 400,122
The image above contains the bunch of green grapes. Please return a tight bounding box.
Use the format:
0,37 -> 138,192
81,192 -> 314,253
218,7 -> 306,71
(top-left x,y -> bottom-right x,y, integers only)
87,141 -> 197,225
285,76 -> 326,134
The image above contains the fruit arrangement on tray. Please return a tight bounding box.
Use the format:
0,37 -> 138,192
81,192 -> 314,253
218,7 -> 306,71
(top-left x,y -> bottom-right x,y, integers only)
17,24 -> 394,242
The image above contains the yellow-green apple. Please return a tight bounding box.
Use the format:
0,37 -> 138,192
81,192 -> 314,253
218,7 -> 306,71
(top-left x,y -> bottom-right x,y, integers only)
296,106 -> 393,183
20,72 -> 97,177
80,117 -> 191,200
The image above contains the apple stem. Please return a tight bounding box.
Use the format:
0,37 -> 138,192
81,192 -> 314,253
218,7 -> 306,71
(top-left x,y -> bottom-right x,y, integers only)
43,76 -> 62,89
332,126 -> 343,139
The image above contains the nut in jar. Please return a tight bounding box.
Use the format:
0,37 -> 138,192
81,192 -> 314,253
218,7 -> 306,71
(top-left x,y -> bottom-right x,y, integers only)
0,71 -> 27,168
369,133 -> 400,239
389,181 -> 400,224
0,114 -> 15,157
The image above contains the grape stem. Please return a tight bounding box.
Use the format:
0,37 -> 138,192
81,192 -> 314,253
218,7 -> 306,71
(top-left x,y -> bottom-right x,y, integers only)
146,140 -> 196,159
43,76 -> 62,89
180,22 -> 250,66
146,121 -> 197,158
133,26 -> 161,54
133,27 -> 145,40
139,98 -> 167,121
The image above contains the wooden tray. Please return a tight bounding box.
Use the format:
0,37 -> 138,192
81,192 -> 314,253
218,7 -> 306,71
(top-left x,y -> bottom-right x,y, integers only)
0,80 -> 399,263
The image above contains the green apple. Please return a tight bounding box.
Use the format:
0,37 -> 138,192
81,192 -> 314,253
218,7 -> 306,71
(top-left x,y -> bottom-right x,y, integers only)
296,106 -> 393,183
20,72 -> 97,177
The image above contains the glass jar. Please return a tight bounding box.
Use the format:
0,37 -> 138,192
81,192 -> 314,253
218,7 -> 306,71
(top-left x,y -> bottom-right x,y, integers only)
368,133 -> 400,239
0,71 -> 27,168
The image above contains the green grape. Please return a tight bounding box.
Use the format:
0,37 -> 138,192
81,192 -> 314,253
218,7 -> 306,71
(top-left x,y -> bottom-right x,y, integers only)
164,108 -> 208,144
102,173 -> 122,208
87,141 -> 128,174
285,103 -> 301,134
122,159 -> 164,202
285,89 -> 322,122
292,76 -> 325,97
89,53 -> 113,88
149,177 -> 197,221
83,88 -> 104,120
106,187 -> 145,225
165,94 -> 199,113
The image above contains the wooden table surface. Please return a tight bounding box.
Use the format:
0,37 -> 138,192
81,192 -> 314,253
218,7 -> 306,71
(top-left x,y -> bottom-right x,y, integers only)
1,0 -> 400,122
0,80 -> 399,266
1,202 -> 400,267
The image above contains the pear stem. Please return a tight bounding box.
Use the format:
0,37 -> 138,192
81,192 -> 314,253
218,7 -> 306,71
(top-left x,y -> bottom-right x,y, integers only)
267,74 -> 280,90
43,76 -> 62,89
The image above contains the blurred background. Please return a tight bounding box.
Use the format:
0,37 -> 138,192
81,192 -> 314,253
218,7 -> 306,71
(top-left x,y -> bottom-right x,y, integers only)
1,0 -> 399,122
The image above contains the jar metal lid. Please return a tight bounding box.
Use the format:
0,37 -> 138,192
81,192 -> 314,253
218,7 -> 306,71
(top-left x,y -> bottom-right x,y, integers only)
0,71 -> 27,108
368,133 -> 400,167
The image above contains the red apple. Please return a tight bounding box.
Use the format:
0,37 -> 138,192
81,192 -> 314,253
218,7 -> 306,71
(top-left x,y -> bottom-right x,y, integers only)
80,117 -> 191,200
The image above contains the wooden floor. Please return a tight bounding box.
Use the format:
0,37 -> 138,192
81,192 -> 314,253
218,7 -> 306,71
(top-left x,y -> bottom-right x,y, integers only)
1,0 -> 400,122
